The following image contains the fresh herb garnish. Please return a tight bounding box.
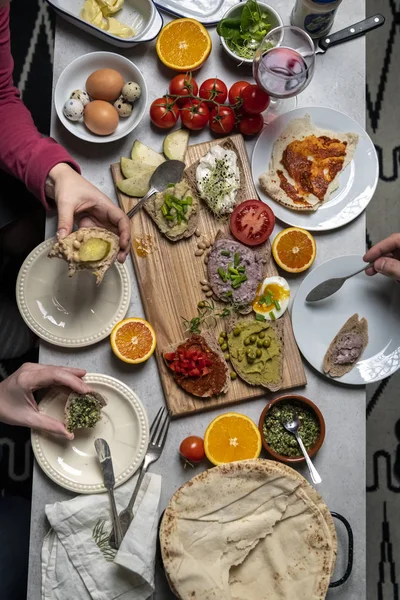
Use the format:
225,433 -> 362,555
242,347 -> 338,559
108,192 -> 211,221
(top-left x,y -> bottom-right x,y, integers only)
255,313 -> 266,322
181,300 -> 234,334
217,0 -> 274,60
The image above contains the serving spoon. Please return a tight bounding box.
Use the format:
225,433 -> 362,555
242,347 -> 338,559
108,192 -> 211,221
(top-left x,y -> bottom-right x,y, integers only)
305,262 -> 374,303
283,416 -> 322,485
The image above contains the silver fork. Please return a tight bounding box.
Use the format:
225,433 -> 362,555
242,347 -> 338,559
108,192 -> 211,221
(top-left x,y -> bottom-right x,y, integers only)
109,407 -> 171,547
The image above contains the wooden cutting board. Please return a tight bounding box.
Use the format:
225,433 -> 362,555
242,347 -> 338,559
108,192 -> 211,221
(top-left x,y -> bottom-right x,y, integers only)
111,133 -> 306,417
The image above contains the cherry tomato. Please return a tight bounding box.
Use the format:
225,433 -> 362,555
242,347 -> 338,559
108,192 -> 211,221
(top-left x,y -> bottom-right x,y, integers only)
180,99 -> 210,131
230,199 -> 275,246
228,80 -> 250,106
241,84 -> 270,114
199,78 -> 228,108
179,436 -> 205,464
169,73 -> 198,107
150,96 -> 180,129
239,113 -> 264,136
209,106 -> 236,135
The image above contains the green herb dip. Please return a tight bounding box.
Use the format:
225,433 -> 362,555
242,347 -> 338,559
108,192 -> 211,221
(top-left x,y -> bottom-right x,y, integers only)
66,395 -> 103,432
262,401 -> 320,457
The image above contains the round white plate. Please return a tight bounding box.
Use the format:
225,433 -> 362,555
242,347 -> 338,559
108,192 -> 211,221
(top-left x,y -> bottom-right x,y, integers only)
31,373 -> 149,494
252,106 -> 379,231
54,51 -> 148,143
16,238 -> 131,348
292,255 -> 400,385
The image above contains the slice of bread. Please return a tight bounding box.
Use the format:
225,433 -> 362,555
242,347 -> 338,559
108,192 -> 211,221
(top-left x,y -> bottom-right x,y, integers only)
228,317 -> 284,392
64,391 -> 107,433
162,332 -> 229,398
323,313 -> 369,378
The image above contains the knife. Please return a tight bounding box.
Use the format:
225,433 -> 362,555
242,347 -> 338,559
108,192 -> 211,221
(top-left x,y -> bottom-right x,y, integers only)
94,438 -> 123,549
316,14 -> 385,54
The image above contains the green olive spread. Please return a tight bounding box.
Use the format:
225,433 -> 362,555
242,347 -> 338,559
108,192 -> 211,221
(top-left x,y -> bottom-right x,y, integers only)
262,401 -> 320,457
227,321 -> 282,386
65,394 -> 104,433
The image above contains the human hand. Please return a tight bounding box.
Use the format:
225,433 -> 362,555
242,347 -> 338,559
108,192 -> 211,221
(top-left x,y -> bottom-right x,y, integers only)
363,233 -> 400,280
48,163 -> 131,262
0,363 -> 91,439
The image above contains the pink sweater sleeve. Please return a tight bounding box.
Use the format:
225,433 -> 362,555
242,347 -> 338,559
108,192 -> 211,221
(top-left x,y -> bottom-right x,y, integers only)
0,6 -> 81,208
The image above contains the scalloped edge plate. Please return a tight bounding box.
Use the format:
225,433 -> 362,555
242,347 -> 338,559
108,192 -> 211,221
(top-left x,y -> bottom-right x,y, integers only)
16,238 -> 131,348
31,373 -> 149,493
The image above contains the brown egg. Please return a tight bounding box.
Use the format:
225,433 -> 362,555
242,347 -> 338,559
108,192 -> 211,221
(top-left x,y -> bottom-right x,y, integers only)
84,100 -> 119,135
86,68 -> 125,102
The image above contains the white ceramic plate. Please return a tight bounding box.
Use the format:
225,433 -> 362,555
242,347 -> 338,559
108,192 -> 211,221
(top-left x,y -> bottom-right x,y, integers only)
31,373 -> 149,494
54,51 -> 148,143
154,0 -> 238,24
292,255 -> 400,385
252,106 -> 379,231
16,238 -> 131,348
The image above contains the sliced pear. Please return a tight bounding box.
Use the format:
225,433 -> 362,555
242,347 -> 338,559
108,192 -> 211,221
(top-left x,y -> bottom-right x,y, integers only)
117,173 -> 151,197
163,129 -> 189,161
130,140 -> 166,168
79,238 -> 111,262
120,156 -> 156,180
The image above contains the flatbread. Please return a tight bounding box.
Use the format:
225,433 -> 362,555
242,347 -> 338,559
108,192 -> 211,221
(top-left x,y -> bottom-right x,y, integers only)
259,114 -> 359,212
160,459 -> 337,600
323,313 -> 369,378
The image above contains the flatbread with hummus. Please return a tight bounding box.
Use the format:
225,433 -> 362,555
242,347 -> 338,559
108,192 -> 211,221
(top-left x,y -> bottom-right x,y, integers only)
160,459 -> 337,600
259,114 -> 359,212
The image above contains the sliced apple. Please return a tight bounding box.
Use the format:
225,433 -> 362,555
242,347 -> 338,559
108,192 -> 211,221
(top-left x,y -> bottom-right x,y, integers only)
163,129 -> 189,161
120,157 -> 156,180
117,172 -> 152,197
79,238 -> 110,262
130,140 -> 165,168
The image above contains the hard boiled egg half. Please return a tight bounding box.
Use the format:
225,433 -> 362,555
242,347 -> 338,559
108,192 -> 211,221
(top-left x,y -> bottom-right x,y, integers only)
252,276 -> 290,320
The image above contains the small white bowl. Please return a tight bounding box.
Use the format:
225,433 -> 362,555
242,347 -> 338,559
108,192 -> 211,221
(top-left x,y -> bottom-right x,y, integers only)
219,1 -> 283,65
54,51 -> 148,144
45,0 -> 163,48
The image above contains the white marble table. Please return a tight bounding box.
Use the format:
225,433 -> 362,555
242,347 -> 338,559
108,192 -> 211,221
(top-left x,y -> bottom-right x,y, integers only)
28,1 -> 367,597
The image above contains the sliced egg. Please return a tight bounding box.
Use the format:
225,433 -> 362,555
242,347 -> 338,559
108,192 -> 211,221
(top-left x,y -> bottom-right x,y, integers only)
252,276 -> 290,320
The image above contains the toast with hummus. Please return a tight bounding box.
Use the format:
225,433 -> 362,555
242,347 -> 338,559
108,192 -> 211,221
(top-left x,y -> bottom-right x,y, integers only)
259,114 -> 359,212
323,313 -> 368,378
48,227 -> 120,285
163,332 -> 229,398
64,391 -> 107,433
144,178 -> 200,242
227,318 -> 284,391
185,138 -> 245,218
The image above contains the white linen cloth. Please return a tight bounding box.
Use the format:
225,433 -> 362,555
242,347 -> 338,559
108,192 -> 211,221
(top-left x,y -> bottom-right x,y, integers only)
41,473 -> 162,600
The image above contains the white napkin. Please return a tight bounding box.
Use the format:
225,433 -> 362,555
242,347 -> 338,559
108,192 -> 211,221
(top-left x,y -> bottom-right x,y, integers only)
41,472 -> 162,600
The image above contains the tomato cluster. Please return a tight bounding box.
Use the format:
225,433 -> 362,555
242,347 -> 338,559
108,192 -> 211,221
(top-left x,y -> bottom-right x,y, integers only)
149,74 -> 270,136
164,348 -> 213,378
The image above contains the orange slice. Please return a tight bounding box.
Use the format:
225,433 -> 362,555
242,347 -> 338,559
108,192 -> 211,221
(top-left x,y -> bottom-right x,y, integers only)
156,18 -> 212,71
272,227 -> 316,273
204,412 -> 262,466
110,317 -> 156,364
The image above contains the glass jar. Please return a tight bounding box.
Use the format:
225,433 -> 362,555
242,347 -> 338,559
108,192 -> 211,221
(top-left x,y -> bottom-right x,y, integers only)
290,0 -> 342,39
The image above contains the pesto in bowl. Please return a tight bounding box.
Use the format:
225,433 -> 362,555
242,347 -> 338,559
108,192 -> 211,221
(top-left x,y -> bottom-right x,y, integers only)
262,401 -> 320,458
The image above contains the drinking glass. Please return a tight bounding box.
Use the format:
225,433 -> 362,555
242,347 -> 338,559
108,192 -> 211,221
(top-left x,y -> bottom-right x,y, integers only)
253,25 -> 315,122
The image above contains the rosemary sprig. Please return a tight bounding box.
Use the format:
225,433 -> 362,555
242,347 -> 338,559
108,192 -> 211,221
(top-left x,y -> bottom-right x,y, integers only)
181,300 -> 234,334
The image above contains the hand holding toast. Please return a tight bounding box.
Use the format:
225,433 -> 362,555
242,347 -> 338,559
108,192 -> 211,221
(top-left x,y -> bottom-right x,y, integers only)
363,233 -> 400,280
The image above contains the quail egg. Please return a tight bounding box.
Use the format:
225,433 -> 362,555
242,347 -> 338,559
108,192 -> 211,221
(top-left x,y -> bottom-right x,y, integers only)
63,98 -> 84,121
113,95 -> 133,117
252,276 -> 290,320
70,89 -> 90,107
121,81 -> 141,103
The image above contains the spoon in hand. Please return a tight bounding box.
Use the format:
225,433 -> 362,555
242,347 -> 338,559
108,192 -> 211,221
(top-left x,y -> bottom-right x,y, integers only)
283,415 -> 322,485
305,262 -> 374,302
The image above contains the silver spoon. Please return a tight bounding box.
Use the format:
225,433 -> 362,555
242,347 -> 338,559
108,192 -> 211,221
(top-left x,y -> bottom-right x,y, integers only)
305,262 -> 374,303
126,160 -> 186,219
283,416 -> 322,485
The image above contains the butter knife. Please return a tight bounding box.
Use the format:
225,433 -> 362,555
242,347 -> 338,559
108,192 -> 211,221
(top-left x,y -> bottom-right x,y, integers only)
94,438 -> 123,549
305,262 -> 374,302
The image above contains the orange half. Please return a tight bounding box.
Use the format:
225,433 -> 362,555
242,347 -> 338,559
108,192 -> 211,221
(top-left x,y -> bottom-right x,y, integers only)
204,412 -> 262,466
272,227 -> 316,273
156,18 -> 212,71
110,318 -> 156,364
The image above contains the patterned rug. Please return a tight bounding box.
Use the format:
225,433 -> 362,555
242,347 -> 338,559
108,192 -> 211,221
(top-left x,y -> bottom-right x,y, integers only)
1,1 -> 400,598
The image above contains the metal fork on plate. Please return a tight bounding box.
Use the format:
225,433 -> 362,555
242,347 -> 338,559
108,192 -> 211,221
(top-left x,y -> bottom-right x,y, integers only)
109,406 -> 171,547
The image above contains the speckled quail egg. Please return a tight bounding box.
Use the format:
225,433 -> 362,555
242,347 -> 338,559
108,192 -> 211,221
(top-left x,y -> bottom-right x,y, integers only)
113,95 -> 133,117
63,98 -> 84,121
121,81 -> 141,103
70,89 -> 90,107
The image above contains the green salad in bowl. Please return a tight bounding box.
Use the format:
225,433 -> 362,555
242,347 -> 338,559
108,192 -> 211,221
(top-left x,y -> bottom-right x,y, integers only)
217,0 -> 282,63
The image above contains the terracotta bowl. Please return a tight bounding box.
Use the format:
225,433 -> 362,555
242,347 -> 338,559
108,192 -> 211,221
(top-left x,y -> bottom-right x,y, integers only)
258,394 -> 325,465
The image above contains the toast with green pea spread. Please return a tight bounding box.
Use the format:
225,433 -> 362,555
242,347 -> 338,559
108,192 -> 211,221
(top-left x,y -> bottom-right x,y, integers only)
227,318 -> 284,391
64,391 -> 107,433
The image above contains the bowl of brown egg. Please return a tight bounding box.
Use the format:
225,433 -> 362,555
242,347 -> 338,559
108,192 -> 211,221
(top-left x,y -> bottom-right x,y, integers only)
54,51 -> 147,143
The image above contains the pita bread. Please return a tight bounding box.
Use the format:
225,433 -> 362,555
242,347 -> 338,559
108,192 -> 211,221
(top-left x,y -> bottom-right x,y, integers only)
160,459 -> 337,600
259,114 -> 359,212
323,313 -> 368,378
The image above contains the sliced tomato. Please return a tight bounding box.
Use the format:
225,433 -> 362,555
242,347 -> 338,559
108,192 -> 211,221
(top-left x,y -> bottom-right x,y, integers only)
164,352 -> 176,361
230,199 -> 275,246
